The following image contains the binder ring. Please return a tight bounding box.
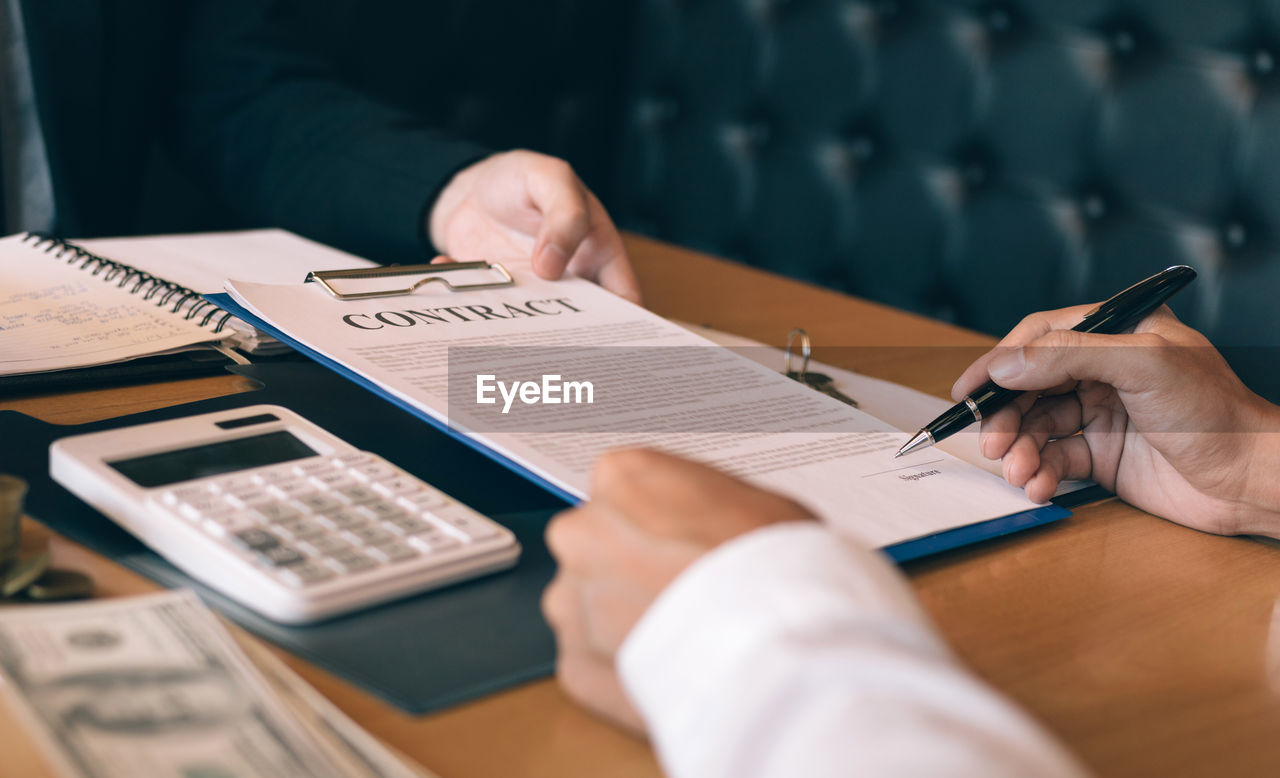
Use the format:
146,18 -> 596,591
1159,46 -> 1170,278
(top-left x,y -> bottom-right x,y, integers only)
305,261 -> 515,300
22,233 -> 234,336
784,328 -> 811,378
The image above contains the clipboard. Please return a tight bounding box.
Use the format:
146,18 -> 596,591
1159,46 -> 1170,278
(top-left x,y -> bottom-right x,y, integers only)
206,289 -> 1072,564
306,262 -> 514,300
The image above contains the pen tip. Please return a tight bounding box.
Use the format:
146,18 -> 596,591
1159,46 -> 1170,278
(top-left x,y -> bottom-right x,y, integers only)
895,430 -> 934,459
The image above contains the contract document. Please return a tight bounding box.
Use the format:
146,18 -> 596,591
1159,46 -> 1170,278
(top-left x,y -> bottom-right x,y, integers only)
223,269 -> 1061,552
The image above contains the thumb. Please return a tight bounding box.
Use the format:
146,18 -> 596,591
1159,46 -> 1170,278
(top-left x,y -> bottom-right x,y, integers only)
986,329 -> 1174,395
525,163 -> 593,279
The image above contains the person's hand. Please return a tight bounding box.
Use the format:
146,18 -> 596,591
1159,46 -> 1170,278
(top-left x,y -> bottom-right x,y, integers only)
953,305 -> 1280,537
427,149 -> 641,304
542,449 -> 816,733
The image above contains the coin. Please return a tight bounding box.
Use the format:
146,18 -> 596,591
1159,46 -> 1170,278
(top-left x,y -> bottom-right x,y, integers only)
22,569 -> 95,601
1,550 -> 51,598
0,475 -> 27,570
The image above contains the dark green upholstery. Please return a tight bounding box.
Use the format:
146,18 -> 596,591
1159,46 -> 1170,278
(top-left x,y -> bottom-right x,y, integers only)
134,0 -> 1280,398
614,0 -> 1280,399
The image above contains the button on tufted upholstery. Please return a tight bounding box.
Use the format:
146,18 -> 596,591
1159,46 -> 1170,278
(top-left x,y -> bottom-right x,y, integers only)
619,0 -> 1280,400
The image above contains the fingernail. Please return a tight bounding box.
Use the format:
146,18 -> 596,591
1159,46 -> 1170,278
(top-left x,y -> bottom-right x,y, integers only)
988,347 -> 1026,383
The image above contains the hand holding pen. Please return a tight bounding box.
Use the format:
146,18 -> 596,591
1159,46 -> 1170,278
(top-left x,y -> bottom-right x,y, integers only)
908,269 -> 1280,537
898,266 -> 1196,459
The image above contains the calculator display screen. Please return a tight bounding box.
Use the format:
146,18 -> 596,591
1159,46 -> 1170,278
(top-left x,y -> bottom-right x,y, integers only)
108,431 -> 318,488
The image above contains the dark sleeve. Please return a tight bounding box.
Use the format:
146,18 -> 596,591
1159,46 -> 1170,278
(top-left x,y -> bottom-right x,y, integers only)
171,0 -> 490,264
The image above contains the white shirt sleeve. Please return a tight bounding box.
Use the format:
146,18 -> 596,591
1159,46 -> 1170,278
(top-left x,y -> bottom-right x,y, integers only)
616,522 -> 1090,778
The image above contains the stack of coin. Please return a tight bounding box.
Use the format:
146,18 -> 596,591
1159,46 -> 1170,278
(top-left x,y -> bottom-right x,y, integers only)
0,474 -> 94,602
0,475 -> 26,573
22,569 -> 94,600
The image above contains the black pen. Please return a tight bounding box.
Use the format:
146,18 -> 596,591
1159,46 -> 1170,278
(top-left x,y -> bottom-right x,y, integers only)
894,265 -> 1198,458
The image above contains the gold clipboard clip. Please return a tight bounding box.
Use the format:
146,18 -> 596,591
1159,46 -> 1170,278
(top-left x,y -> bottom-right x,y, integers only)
305,261 -> 515,300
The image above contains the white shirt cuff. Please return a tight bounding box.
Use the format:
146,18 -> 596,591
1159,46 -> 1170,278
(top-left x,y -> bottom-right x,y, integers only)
616,521 -> 1087,778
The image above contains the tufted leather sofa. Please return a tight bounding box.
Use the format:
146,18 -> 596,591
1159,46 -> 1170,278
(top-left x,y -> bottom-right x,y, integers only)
149,1 -> 1280,400
610,0 -> 1280,401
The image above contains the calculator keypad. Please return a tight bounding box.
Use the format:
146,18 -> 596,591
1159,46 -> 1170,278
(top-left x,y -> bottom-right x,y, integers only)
156,453 -> 509,590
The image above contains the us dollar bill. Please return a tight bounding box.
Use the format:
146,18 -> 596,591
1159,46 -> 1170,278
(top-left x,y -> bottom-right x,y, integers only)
0,590 -> 435,778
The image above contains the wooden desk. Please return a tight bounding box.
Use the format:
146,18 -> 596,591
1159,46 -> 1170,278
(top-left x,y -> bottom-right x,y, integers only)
5,235 -> 1280,777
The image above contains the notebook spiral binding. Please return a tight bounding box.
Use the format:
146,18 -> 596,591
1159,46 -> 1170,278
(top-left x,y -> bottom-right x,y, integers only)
23,233 -> 235,333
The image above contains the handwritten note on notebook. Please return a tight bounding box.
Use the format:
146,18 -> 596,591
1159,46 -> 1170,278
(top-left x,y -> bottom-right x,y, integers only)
0,234 -> 227,375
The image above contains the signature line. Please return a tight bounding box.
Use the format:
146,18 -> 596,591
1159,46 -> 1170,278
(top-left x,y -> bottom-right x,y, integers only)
862,459 -> 945,478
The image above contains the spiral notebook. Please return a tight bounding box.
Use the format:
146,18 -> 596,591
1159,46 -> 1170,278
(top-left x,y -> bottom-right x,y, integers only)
0,233 -> 249,379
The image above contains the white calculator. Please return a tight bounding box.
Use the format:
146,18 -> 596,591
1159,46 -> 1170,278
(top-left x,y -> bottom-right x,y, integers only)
50,405 -> 520,623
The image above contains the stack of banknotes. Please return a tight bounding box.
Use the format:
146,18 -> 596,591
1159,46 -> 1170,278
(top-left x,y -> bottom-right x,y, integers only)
0,590 -> 435,778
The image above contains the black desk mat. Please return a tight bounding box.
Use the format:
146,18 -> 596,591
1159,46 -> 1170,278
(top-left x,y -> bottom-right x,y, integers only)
0,362 -> 572,714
